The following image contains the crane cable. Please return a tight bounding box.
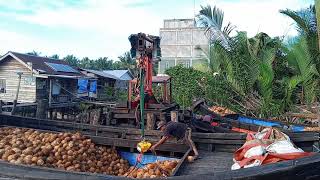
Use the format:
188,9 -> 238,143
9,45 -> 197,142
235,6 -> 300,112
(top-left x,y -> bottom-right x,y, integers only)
125,69 -> 148,177
139,68 -> 145,139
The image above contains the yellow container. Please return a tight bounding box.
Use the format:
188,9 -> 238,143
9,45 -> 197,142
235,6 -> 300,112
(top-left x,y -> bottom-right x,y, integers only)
137,141 -> 152,153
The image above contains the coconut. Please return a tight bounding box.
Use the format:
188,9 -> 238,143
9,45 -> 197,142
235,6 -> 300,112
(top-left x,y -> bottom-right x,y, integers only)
0,127 -> 130,176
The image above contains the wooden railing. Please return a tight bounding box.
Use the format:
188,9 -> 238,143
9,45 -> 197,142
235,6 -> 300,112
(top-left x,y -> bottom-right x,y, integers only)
51,95 -> 73,103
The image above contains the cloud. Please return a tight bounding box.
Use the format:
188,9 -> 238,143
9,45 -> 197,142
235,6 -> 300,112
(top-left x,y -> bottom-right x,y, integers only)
0,0 -> 314,60
13,0 -> 161,32
0,29 -> 37,54
0,0 -> 163,59
198,0 -> 313,37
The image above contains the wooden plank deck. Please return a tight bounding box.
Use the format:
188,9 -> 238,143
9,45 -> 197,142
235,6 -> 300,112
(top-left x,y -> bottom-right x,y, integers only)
1,103 -> 37,108
179,151 -> 234,175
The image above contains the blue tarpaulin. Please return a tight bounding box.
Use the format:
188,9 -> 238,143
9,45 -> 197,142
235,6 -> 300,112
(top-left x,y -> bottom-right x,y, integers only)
237,116 -> 305,132
119,151 -> 178,168
89,80 -> 97,93
78,79 -> 88,94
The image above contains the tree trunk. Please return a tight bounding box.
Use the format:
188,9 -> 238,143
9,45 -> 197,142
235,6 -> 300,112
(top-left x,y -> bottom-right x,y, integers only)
316,0 -> 320,51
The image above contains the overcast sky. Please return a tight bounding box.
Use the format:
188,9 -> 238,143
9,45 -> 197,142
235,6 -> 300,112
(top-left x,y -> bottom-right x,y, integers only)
0,0 -> 313,60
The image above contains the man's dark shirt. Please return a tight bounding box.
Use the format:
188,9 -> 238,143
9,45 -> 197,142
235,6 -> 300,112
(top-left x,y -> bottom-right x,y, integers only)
163,121 -> 187,140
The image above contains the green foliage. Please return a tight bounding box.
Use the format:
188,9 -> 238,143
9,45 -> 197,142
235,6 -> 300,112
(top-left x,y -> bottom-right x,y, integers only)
280,5 -> 320,70
28,51 -> 138,72
118,52 -> 139,76
287,37 -> 319,105
166,65 -> 206,107
50,54 -> 59,59
204,75 -> 244,113
196,4 -> 235,47
181,21 -> 319,118
116,90 -> 128,102
79,102 -> 90,111
26,51 -> 41,56
104,86 -> 127,102
105,86 -> 114,97
63,55 -> 79,66
166,4 -> 317,119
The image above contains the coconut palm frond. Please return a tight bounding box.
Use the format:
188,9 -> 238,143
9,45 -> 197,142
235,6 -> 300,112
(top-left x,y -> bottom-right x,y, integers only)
223,22 -> 236,36
280,9 -> 310,35
257,50 -> 277,117
282,75 -> 303,108
286,37 -> 319,105
198,5 -> 224,30
197,4 -> 234,49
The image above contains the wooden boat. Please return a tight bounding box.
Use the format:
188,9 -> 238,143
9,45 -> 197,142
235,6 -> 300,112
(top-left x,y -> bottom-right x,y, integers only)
0,114 -> 319,180
225,114 -> 315,132
191,99 -> 320,133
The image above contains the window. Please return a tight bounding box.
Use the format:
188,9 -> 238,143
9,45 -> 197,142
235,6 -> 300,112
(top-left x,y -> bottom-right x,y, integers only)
0,79 -> 6,93
185,61 -> 190,68
165,62 -> 169,69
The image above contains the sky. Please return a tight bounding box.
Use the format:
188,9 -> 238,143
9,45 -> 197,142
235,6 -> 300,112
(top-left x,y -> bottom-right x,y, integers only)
0,0 -> 314,60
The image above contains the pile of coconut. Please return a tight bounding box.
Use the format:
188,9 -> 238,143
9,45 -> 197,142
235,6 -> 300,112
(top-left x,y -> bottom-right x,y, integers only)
0,127 -> 129,176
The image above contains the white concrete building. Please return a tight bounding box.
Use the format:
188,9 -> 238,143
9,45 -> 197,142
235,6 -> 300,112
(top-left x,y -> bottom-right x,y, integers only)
158,19 -> 209,74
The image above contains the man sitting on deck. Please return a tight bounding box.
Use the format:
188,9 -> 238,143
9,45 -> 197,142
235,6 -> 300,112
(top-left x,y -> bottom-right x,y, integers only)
150,121 -> 199,160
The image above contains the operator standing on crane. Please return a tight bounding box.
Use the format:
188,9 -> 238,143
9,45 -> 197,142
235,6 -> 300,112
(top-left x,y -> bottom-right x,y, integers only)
150,121 -> 199,160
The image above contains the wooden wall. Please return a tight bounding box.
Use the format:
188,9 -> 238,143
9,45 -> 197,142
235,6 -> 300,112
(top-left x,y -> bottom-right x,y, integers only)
36,78 -> 48,100
58,78 -> 77,99
0,57 -> 36,103
97,78 -> 115,100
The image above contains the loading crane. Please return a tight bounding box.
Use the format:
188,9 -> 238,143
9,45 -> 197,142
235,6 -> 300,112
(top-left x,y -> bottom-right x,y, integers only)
107,33 -> 190,129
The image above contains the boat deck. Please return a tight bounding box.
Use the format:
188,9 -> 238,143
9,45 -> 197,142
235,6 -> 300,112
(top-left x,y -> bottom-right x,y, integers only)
179,151 -> 234,175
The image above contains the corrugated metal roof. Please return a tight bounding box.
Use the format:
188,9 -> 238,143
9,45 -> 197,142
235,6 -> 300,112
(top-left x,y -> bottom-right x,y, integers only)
103,70 -> 133,80
84,69 -> 119,80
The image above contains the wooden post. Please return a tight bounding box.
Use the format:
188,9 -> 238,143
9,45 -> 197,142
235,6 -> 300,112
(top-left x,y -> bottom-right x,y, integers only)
92,109 -> 100,125
163,82 -> 167,103
36,99 -> 48,119
61,111 -> 65,120
171,111 -> 178,122
106,111 -> 112,126
128,81 -> 132,102
0,100 -> 2,114
11,72 -> 22,115
169,78 -> 172,103
146,113 -> 156,130
11,100 -> 17,115
159,112 -> 166,121
15,73 -> 22,101
49,110 -> 53,119
49,79 -> 52,106
52,110 -> 57,120
99,107 -> 103,124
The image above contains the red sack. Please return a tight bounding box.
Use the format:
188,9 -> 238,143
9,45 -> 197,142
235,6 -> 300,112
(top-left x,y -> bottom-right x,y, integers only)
232,127 -> 313,169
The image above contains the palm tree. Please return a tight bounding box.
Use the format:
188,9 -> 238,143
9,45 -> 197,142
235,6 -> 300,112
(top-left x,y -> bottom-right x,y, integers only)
118,52 -> 139,76
63,55 -> 79,67
286,37 -> 319,105
197,5 -> 235,48
280,5 -> 320,70
204,30 -> 290,117
26,51 -> 41,56
49,54 -> 59,59
315,0 -> 320,51
195,5 -> 236,76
